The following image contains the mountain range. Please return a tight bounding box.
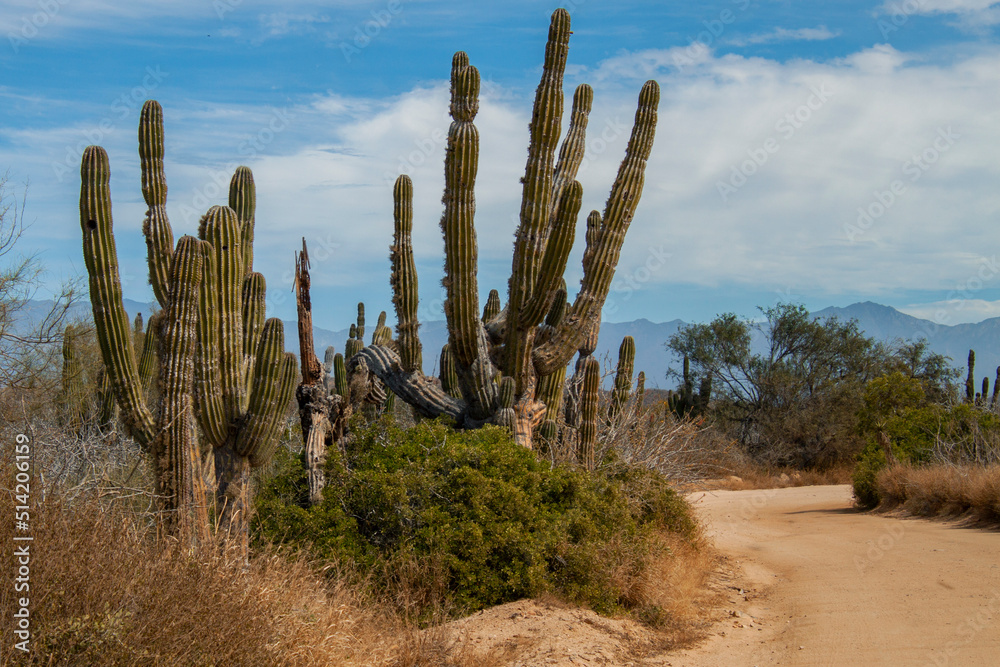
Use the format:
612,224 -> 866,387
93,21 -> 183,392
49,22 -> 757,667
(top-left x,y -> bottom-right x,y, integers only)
21,299 -> 995,391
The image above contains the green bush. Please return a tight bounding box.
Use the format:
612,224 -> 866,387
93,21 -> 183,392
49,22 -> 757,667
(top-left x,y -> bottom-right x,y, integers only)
254,418 -> 696,620
852,373 -> 1000,507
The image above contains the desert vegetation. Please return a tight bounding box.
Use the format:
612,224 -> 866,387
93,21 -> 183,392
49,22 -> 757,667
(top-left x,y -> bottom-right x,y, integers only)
4,5 -> 1000,665
0,8 -> 732,665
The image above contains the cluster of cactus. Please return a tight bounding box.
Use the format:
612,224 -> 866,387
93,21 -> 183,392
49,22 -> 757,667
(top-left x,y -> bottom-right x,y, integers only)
79,100 -> 296,546
963,349 -> 999,408
667,354 -> 712,418
346,9 -> 659,450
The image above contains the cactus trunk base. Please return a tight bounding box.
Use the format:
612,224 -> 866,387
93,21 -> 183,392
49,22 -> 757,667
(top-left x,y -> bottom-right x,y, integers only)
214,441 -> 251,553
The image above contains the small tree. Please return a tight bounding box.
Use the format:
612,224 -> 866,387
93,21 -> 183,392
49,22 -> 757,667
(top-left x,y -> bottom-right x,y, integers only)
667,303 -> 891,467
0,172 -> 77,407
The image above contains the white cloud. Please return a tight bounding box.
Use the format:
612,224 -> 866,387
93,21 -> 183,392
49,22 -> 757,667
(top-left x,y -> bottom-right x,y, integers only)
8,40 -> 1000,325
878,0 -> 1000,31
727,26 -> 840,47
899,298 -> 1000,324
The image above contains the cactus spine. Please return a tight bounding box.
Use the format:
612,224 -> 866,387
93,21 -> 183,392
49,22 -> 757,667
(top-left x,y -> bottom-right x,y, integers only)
79,102 -> 296,546
349,9 -> 659,448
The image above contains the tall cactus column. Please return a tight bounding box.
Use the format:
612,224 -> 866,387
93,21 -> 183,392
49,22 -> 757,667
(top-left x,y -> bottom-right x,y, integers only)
81,145 -> 205,544
154,235 -> 210,546
346,9 -> 660,449
80,102 -> 297,548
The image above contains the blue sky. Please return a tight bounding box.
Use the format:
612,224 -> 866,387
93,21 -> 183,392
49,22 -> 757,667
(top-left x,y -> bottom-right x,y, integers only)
3,0 -> 1000,333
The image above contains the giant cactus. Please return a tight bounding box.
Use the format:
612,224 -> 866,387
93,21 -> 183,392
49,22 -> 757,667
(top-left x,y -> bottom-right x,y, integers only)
79,101 -> 296,546
348,9 -> 660,448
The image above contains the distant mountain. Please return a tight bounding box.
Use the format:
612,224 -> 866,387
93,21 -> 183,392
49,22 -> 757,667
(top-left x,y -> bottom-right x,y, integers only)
18,299 -> 995,393
815,301 -> 1000,381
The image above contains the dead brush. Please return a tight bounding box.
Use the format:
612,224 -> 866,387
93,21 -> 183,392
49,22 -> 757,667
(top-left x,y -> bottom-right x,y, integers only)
874,463 -> 1000,523
0,436 -> 524,667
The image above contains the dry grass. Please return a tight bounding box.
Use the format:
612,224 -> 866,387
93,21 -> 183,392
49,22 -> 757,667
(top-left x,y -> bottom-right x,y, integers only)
702,464 -> 854,491
0,455 -> 520,667
874,463 -> 1000,523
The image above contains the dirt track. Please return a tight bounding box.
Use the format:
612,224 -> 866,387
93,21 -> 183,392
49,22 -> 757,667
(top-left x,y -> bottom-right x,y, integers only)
671,484 -> 1000,666
447,484 -> 1000,666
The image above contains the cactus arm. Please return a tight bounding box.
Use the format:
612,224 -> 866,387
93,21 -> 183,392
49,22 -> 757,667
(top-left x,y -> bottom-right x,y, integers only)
333,353 -> 349,398
439,53 -> 498,419
200,206 -> 246,426
441,53 -> 484,369
59,324 -> 85,432
80,146 -> 155,447
138,312 -> 160,393
154,235 -> 209,543
549,84 -> 593,224
579,356 -> 599,468
533,80 -> 660,376
519,180 -> 582,327
349,345 -> 466,421
229,166 -> 256,272
194,239 -> 227,448
356,302 -> 366,343
439,343 -> 462,400
241,272 -> 266,393
482,289 -> 501,323
236,319 -> 294,460
503,8 -> 571,394
248,354 -> 297,468
372,311 -> 393,346
609,336 -> 635,421
138,101 -> 174,309
390,175 -> 423,373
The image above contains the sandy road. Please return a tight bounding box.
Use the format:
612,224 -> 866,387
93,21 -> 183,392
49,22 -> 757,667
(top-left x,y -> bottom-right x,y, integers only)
668,485 -> 1000,666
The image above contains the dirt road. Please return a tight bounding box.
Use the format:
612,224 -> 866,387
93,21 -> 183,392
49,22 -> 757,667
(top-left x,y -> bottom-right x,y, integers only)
671,484 -> 1000,666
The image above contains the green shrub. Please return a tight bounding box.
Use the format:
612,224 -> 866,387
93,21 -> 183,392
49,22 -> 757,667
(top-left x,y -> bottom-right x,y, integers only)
254,418 -> 696,621
852,373 -> 1000,507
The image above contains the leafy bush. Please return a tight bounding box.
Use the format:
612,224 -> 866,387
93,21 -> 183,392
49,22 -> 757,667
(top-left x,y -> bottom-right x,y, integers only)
254,418 -> 697,621
852,373 -> 1000,507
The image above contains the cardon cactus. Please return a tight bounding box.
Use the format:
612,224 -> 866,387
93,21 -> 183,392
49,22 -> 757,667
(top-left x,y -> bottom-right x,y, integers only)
578,356 -> 600,468
59,324 -> 87,434
79,101 -> 296,546
348,9 -> 660,448
966,350 -> 976,404
609,336 -> 635,423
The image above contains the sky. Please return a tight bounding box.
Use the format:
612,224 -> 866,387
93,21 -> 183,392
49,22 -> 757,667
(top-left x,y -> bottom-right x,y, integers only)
3,0 -> 1000,333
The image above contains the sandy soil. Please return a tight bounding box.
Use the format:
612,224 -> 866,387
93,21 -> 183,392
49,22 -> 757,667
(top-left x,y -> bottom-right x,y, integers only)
445,484 -> 1000,666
